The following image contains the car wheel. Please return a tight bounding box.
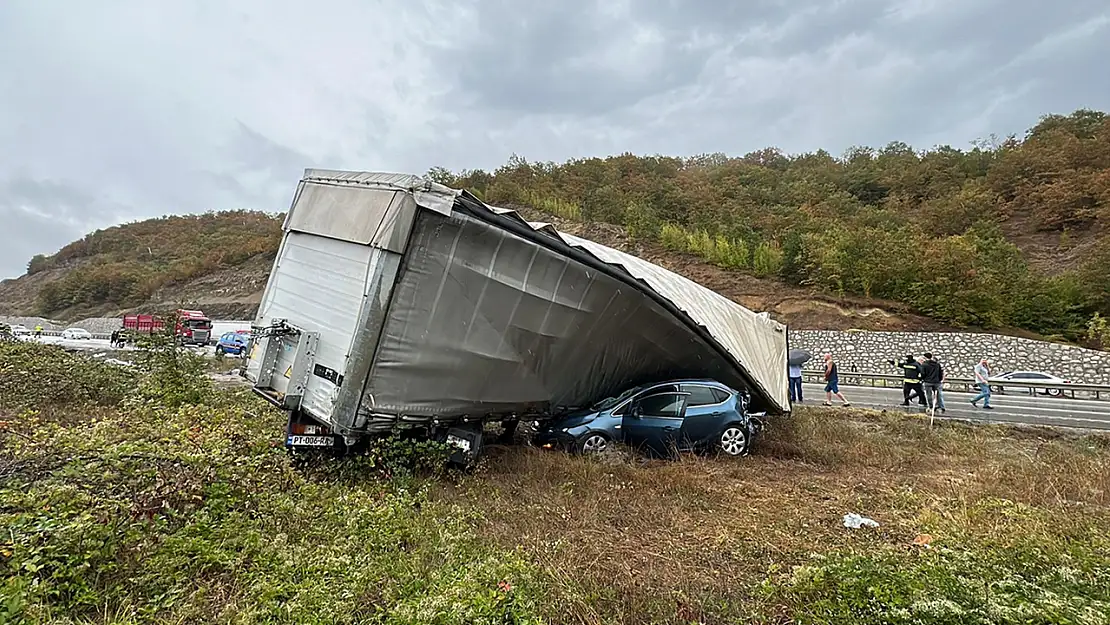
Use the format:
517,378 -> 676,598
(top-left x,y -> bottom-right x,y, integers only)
215,346 -> 223,354
718,426 -> 748,457
1048,388 -> 1063,398
577,433 -> 609,455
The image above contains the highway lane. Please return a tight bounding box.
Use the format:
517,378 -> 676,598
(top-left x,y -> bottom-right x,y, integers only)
800,382 -> 1110,430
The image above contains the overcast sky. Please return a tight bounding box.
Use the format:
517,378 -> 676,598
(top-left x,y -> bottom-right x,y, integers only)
1,0 -> 1107,279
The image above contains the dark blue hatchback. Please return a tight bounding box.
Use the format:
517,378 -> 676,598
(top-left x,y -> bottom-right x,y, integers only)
533,379 -> 761,457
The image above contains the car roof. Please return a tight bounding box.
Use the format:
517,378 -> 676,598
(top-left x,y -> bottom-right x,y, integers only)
638,379 -> 733,393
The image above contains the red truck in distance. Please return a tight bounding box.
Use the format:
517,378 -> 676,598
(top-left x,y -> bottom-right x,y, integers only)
122,309 -> 213,346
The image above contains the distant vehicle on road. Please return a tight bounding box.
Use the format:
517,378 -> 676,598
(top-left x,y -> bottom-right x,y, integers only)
61,328 -> 93,340
215,331 -> 249,355
533,379 -> 763,457
10,324 -> 30,336
123,309 -> 213,346
990,371 -> 1071,397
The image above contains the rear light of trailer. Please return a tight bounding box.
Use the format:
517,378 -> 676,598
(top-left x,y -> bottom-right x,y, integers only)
290,423 -> 330,436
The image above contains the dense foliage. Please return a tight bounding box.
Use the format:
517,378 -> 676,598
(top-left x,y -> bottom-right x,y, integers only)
433,109 -> 1110,338
30,211 -> 282,316
0,342 -> 537,624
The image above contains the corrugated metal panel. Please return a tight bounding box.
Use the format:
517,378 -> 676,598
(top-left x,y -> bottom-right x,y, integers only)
255,232 -> 377,419
301,169 -> 458,216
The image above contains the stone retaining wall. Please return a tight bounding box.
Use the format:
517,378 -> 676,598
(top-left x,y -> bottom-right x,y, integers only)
789,330 -> 1110,385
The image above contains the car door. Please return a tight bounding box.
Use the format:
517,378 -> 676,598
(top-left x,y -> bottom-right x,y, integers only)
623,392 -> 688,455
679,385 -> 732,449
1022,372 -> 1053,395
1008,372 -> 1039,395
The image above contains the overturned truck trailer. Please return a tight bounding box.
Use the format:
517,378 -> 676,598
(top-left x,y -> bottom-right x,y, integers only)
244,170 -> 790,454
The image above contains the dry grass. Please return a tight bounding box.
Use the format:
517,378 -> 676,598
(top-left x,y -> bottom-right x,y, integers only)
439,407 -> 1110,624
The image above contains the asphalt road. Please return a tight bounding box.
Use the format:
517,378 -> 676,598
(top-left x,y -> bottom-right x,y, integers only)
801,382 -> 1110,431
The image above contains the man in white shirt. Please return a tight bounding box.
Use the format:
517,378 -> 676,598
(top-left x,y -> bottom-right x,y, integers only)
788,362 -> 803,403
970,358 -> 993,409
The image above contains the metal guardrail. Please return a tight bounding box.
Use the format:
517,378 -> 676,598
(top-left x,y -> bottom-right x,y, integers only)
802,370 -> 1110,401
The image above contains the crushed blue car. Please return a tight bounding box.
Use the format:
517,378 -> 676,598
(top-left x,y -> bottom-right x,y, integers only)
533,379 -> 765,457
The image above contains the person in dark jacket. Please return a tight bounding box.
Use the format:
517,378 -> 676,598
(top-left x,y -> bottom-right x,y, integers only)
920,352 -> 945,413
822,353 -> 851,407
897,354 -> 926,406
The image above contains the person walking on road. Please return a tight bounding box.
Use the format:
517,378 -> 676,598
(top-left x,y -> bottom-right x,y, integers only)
788,362 -> 804,403
898,354 -> 926,406
920,353 -> 945,414
822,353 -> 851,407
970,358 -> 994,409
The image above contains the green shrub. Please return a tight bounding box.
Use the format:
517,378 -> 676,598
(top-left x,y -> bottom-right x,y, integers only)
752,241 -> 784,277
0,341 -> 134,411
659,222 -> 687,251
0,349 -> 541,624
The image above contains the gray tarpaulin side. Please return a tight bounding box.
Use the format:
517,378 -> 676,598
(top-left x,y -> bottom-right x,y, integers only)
468,202 -> 789,412
359,208 -> 787,426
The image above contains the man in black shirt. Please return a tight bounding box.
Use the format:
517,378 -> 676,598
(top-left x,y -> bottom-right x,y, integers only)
920,352 -> 945,413
898,354 -> 925,406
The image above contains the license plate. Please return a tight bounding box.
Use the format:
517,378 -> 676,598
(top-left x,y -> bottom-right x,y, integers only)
287,435 -> 333,447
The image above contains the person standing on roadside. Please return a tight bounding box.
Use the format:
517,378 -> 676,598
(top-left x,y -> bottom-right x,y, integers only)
822,353 -> 851,407
898,354 -> 926,406
788,362 -> 804,403
970,358 -> 994,409
920,352 -> 945,414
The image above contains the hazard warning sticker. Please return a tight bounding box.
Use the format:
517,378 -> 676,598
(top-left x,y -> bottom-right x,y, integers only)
283,365 -> 292,378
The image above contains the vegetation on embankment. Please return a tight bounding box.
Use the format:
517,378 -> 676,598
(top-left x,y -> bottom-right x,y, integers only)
6,110 -> 1109,342
431,108 -> 1110,342
13,211 -> 282,320
2,340 -> 1109,623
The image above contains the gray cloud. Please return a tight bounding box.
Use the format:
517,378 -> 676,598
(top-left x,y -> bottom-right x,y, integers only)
1,0 -> 1108,278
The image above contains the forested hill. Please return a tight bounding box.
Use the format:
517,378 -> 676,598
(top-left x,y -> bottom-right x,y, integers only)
0,211 -> 282,320
1,109 -> 1107,342
431,109 -> 1109,342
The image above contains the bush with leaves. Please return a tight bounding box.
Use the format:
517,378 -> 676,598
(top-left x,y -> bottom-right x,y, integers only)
0,341 -> 541,625
0,340 -> 134,412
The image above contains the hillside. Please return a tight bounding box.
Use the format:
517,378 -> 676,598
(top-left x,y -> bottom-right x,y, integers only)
1,109 -> 1107,338
0,211 -> 281,321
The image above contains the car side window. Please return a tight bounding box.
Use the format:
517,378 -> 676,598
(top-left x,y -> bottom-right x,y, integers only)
633,393 -> 685,418
710,388 -> 731,403
682,385 -> 721,407
614,384 -> 678,416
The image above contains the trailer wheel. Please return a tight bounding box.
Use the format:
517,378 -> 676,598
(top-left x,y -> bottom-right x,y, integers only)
498,419 -> 520,443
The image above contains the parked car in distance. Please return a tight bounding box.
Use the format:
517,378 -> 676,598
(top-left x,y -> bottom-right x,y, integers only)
989,370 -> 1070,397
215,331 -> 249,355
10,324 -> 30,336
61,328 -> 93,340
533,379 -> 761,457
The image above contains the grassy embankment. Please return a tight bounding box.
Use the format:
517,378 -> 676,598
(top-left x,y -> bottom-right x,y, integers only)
1,340 -> 1108,624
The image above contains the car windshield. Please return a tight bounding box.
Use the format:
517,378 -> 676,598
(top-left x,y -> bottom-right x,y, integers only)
590,385 -> 643,411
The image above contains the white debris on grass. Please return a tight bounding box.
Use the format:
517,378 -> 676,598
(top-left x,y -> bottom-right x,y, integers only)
843,513 -> 879,529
